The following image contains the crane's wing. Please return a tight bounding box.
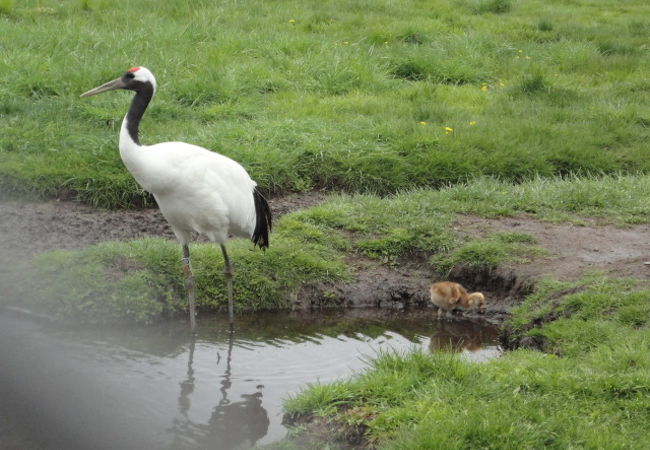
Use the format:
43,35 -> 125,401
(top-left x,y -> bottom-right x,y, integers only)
141,142 -> 258,241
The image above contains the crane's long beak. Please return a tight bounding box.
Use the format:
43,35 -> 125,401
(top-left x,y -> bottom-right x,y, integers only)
80,77 -> 126,98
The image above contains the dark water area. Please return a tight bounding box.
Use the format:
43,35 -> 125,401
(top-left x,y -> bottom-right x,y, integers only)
0,310 -> 500,449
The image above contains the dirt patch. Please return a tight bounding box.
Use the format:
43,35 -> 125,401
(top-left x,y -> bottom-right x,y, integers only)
267,190 -> 329,218
0,191 -> 328,259
0,201 -> 174,258
453,215 -> 650,282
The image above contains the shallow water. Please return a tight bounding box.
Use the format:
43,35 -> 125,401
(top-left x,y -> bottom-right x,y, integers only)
0,310 -> 499,449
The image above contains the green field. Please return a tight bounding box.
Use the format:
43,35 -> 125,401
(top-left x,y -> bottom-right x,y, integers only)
1,0 -> 649,206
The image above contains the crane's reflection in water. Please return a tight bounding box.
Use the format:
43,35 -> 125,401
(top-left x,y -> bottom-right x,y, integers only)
171,325 -> 270,449
0,310 -> 500,449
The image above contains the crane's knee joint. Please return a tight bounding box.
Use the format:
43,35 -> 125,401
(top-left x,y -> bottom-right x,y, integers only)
181,257 -> 191,266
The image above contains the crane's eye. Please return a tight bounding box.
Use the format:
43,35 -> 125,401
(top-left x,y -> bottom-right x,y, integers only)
125,72 -> 135,79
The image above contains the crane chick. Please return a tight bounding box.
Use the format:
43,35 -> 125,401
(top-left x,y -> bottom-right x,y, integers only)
430,281 -> 485,319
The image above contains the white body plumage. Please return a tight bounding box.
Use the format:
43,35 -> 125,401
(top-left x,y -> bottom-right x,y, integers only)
119,123 -> 258,245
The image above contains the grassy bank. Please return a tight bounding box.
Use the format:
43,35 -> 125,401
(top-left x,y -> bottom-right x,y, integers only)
9,174 -> 649,323
20,233 -> 349,324
1,0 -> 649,207
281,275 -> 650,448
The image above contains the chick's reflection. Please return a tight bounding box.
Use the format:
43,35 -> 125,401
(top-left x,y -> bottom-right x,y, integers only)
428,321 -> 498,353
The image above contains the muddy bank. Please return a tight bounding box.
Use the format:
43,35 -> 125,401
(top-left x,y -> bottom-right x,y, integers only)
2,198 -> 649,326
294,262 -> 523,325
280,413 -> 370,450
0,192 -> 328,258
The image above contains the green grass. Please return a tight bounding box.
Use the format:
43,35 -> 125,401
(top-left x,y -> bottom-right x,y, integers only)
282,275 -> 650,448
431,231 -> 545,275
11,174 -> 650,323
1,0 -> 649,207
18,231 -> 348,324
436,174 -> 650,223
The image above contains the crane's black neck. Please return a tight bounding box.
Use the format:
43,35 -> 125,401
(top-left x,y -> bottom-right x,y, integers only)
125,83 -> 154,145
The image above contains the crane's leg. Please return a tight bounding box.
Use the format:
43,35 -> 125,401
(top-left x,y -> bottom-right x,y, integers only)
220,244 -> 234,324
182,243 -> 197,332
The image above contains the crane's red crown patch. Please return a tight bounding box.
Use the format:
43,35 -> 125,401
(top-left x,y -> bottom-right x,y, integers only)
127,66 -> 141,73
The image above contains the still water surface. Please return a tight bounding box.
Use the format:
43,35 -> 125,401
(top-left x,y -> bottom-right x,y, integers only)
0,310 -> 499,449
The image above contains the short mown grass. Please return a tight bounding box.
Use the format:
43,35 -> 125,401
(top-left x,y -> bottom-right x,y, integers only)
282,275 -> 650,448
1,0 -> 649,207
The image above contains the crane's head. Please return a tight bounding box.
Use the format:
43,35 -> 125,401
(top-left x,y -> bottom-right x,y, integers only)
80,66 -> 157,98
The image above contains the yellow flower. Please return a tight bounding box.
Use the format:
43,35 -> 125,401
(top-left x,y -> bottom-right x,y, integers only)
517,49 -> 523,53
342,40 -> 349,45
288,18 -> 296,23
444,126 -> 453,134
481,84 -> 488,92
469,121 -> 477,126
419,121 -> 427,125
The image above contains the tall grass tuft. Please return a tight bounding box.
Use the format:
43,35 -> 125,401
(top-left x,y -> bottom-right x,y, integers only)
469,0 -> 512,15
518,72 -> 547,95
0,0 -> 13,15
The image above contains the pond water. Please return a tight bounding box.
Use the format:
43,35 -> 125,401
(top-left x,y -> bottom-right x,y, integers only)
0,310 -> 500,449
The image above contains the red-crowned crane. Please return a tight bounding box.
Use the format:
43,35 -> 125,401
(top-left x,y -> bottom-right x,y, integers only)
81,67 -> 272,332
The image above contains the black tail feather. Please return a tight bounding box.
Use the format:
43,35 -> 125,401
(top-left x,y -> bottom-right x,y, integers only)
252,186 -> 272,249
